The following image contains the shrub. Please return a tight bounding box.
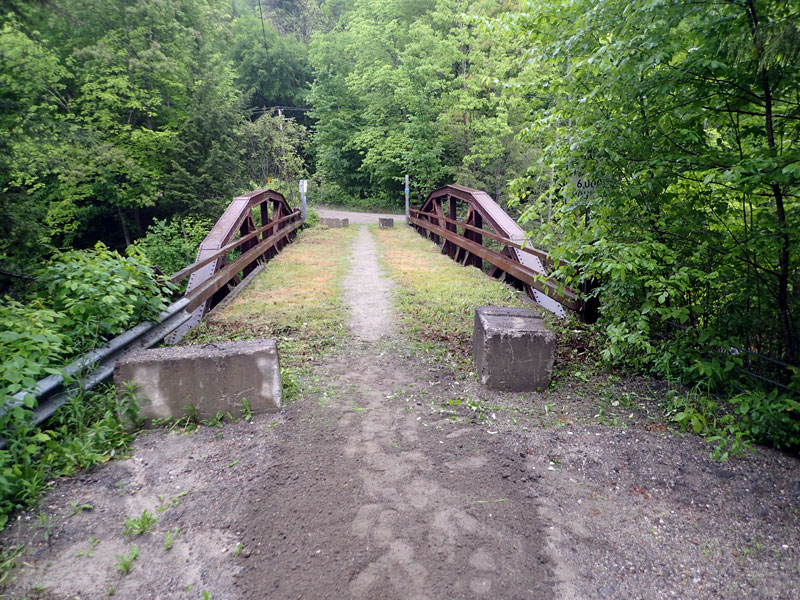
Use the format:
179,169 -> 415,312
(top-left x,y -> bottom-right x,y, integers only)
34,243 -> 173,346
0,299 -> 69,400
132,216 -> 212,276
303,207 -> 320,229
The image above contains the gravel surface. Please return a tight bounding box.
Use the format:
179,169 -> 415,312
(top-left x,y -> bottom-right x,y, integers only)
317,207 -> 403,224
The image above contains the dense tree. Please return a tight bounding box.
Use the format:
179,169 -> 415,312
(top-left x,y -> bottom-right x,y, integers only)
503,0 -> 799,374
308,0 -> 535,208
0,0 -> 312,291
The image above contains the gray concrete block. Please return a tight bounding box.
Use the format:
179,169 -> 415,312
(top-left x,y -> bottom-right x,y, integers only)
379,218 -> 394,228
320,217 -> 349,228
114,339 -> 282,425
473,306 -> 555,391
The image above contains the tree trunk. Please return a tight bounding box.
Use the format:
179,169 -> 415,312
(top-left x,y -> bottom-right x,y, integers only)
118,207 -> 132,248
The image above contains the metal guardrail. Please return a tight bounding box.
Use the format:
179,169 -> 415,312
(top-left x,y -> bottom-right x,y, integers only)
2,299 -> 193,429
2,189 -> 302,430
411,185 -> 598,322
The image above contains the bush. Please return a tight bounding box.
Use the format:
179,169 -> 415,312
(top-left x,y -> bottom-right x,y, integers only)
0,299 -> 69,400
0,244 -> 173,530
34,243 -> 173,346
132,216 -> 212,276
303,207 -> 320,229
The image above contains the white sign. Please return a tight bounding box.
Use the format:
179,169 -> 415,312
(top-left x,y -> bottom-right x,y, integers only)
299,179 -> 308,194
569,175 -> 602,195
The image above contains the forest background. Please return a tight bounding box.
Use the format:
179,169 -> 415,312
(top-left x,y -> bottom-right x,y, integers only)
1,0 -> 798,452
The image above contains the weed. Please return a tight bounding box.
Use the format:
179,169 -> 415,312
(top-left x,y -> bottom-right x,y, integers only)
108,588 -> 115,596
77,536 -> 100,558
114,545 -> 139,575
157,490 -> 188,513
201,412 -> 225,428
234,542 -> 244,557
241,398 -> 253,422
164,527 -> 179,550
281,367 -> 301,404
67,500 -> 93,518
0,543 -> 25,588
172,405 -> 200,432
227,458 -> 241,468
201,591 -> 212,600
116,380 -> 142,428
123,510 -> 157,536
35,513 -> 56,543
0,383 -> 133,529
665,386 -> 754,460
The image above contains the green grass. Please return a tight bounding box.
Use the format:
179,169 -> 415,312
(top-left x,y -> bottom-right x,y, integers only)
0,383 -> 135,530
373,226 -> 530,366
184,226 -> 356,370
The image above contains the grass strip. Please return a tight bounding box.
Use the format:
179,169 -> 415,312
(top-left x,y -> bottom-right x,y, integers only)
185,226 -> 356,370
373,226 -> 530,366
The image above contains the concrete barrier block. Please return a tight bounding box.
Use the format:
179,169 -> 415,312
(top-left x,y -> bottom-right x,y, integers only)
320,217 -> 349,228
114,339 -> 282,425
473,306 -> 555,391
379,218 -> 394,228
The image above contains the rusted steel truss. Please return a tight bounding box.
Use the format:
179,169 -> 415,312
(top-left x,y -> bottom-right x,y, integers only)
410,184 -> 597,321
168,189 -> 302,341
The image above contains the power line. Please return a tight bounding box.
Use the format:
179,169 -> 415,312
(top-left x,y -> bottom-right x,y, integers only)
256,0 -> 270,57
253,105 -> 310,112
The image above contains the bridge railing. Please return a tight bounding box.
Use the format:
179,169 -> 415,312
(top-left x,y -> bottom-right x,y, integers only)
410,184 -> 598,322
4,189 -> 301,429
167,189 -> 302,341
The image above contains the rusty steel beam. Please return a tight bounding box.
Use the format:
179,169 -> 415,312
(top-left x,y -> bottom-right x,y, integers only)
410,208 -> 563,270
168,210 -> 300,284
416,185 -> 587,319
185,219 -> 303,313
168,189 -> 300,342
409,215 -> 580,311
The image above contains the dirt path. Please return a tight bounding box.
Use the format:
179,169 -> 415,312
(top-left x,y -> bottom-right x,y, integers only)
343,226 -> 394,341
232,226 -> 554,598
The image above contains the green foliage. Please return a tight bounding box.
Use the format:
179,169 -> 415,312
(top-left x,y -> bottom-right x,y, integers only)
114,545 -> 139,575
0,384 -> 133,530
35,243 -> 173,345
164,527 -> 179,550
0,246 -> 162,530
133,216 -> 213,276
730,390 -> 800,450
501,1 -> 799,394
241,111 -> 309,196
123,510 -> 157,536
308,0 -> 534,209
229,12 -> 311,109
0,299 -> 69,399
303,207 -> 320,229
1,0 -> 314,274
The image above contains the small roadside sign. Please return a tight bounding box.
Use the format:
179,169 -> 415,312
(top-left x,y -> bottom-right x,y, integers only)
569,175 -> 601,195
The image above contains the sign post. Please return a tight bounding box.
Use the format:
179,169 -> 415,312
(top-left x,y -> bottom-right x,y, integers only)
404,174 -> 410,225
299,179 -> 308,221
